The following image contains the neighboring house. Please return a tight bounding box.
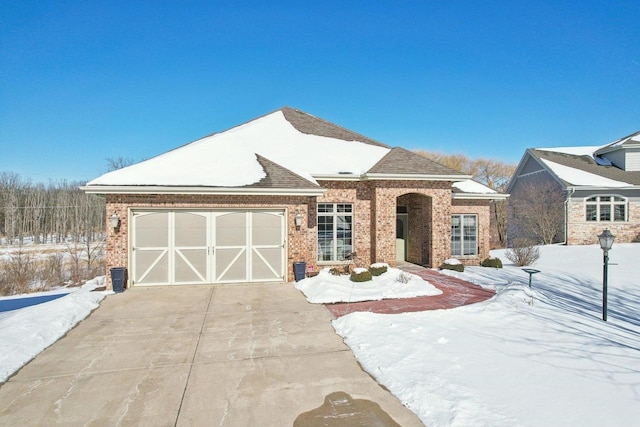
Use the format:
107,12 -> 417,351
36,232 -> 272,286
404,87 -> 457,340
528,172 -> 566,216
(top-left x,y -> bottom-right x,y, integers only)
83,108 -> 507,288
507,130 -> 640,245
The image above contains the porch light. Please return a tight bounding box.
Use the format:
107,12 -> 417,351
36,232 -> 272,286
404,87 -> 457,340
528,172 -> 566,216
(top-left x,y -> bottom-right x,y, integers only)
597,229 -> 615,321
295,209 -> 304,228
110,211 -> 120,230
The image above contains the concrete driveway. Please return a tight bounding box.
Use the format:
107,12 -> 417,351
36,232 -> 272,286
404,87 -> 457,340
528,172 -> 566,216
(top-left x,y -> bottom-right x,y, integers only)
0,283 -> 423,426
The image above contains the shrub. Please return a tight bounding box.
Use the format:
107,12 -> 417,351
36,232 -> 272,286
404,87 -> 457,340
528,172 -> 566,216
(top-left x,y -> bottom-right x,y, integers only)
480,257 -> 503,268
329,267 -> 342,276
439,261 -> 464,272
369,263 -> 388,276
396,272 -> 412,284
350,268 -> 373,282
505,238 -> 540,266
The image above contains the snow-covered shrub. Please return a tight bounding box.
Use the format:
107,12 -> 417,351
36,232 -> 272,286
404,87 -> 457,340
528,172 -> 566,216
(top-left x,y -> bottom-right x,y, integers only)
369,262 -> 388,276
439,258 -> 464,272
481,257 -> 503,268
505,238 -> 540,266
350,268 -> 372,282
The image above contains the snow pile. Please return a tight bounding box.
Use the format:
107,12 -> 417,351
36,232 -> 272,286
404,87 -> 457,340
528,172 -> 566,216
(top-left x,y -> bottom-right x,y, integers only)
294,267 -> 441,304
333,244 -> 640,426
0,277 -> 108,383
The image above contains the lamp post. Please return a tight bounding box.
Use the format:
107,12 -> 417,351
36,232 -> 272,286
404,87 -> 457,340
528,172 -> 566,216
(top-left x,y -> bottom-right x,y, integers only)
597,229 -> 615,322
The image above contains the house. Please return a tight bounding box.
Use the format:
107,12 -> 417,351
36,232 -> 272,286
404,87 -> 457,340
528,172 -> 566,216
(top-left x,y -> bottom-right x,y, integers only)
507,130 -> 640,245
83,107 -> 507,288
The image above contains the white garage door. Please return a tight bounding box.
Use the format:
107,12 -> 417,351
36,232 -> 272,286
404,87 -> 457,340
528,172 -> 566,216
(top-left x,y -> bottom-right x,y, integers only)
131,210 -> 286,285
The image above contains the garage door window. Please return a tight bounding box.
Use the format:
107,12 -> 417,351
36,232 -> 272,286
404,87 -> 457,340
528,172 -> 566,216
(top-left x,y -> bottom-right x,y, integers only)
318,203 -> 353,262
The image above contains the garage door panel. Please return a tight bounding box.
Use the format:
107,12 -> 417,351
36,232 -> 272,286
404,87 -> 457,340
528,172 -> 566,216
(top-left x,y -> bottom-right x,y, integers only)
216,248 -> 247,282
216,212 -> 246,246
135,212 -> 169,247
175,212 -> 207,246
135,250 -> 169,284
252,212 -> 282,245
252,247 -> 282,280
175,249 -> 206,283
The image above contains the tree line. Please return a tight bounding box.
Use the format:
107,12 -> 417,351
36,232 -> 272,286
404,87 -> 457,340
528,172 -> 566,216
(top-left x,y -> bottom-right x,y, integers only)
0,171 -> 105,246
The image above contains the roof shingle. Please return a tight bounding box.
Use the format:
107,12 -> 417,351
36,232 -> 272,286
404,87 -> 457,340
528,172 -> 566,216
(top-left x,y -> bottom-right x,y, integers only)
367,147 -> 467,176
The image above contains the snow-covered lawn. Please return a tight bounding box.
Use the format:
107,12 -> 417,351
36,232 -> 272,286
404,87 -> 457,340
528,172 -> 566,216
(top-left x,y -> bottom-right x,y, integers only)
301,244 -> 640,426
2,245 -> 638,425
0,277 -> 108,383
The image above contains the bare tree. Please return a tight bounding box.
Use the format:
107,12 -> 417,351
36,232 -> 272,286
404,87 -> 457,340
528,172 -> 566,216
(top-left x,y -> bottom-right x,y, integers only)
510,181 -> 565,244
105,156 -> 135,172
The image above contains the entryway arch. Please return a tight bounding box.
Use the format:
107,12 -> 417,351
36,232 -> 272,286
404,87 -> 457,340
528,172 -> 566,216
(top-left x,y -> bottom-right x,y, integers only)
396,193 -> 433,266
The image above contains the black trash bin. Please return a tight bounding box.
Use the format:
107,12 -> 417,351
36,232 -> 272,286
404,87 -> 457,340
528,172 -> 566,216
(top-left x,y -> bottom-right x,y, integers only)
110,267 -> 127,293
293,262 -> 306,282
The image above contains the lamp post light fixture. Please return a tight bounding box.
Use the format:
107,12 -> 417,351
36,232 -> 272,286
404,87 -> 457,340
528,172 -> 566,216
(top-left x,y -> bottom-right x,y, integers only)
110,211 -> 120,231
597,228 -> 615,322
294,209 -> 304,228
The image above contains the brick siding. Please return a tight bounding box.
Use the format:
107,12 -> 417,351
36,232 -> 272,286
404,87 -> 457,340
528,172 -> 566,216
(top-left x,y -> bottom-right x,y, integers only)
567,199 -> 640,244
104,182 -> 491,289
452,199 -> 491,266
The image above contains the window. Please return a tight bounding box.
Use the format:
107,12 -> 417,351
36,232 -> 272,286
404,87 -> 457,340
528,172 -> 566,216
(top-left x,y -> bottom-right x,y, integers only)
585,196 -> 627,222
317,203 -> 353,262
451,214 -> 477,256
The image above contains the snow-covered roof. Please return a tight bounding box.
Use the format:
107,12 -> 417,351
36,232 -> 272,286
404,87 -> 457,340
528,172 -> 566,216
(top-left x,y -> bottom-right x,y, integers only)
539,158 -> 632,187
453,180 -> 496,194
84,108 -> 474,194
87,110 -> 389,188
594,130 -> 640,155
451,179 -> 508,200
536,146 -> 603,157
508,145 -> 640,192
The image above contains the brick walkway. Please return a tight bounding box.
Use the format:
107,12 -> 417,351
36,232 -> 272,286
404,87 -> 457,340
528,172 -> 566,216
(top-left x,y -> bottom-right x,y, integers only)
325,262 -> 495,318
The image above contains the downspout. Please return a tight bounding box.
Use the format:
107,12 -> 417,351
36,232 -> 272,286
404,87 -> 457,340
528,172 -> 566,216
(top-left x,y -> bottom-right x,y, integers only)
564,187 -> 575,244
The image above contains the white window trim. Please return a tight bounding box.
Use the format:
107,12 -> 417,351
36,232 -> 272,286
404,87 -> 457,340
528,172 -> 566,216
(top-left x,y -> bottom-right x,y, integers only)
317,203 -> 353,263
451,214 -> 478,257
584,195 -> 628,222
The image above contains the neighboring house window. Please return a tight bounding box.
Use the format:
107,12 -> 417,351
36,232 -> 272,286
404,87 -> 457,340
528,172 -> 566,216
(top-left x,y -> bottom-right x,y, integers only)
451,215 -> 477,256
585,196 -> 627,222
317,203 -> 353,262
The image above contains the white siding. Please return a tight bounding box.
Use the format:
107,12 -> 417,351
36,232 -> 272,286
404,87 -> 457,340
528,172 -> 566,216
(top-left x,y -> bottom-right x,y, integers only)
604,150 -> 626,169
626,149 -> 640,171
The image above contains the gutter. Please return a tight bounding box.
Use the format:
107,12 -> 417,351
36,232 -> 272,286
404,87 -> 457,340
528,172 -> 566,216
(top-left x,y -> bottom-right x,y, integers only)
451,193 -> 509,200
563,187 -> 575,245
80,185 -> 326,196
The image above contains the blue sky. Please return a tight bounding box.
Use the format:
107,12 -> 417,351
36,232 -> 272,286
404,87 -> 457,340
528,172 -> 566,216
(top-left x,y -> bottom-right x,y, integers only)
1,1 -> 638,183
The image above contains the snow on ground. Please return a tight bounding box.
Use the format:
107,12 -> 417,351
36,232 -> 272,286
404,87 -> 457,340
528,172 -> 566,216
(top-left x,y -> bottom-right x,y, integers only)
2,244 -> 638,425
295,267 -> 441,303
0,277 -> 108,383
325,244 -> 640,426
